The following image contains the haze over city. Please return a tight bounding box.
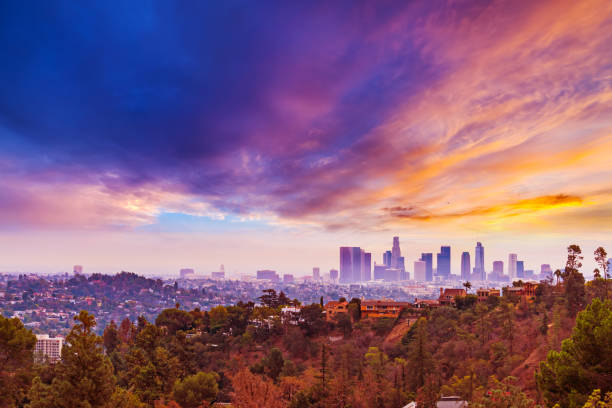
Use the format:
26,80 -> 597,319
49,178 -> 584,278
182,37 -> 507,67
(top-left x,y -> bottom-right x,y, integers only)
1,0 -> 611,276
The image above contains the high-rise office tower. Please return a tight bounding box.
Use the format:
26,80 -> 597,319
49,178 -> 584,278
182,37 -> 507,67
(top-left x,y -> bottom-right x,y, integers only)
313,267 -> 320,281
491,261 -> 504,281
391,236 -> 401,268
540,264 -> 552,278
508,253 -> 518,280
437,246 -> 451,279
373,264 -> 386,280
383,250 -> 392,267
414,260 -> 426,281
397,256 -> 406,279
339,247 -> 353,283
474,242 -> 485,280
516,261 -> 524,279
461,252 -> 471,280
73,265 -> 83,275
329,269 -> 339,283
363,252 -> 372,281
420,253 -> 433,281
353,248 -> 363,283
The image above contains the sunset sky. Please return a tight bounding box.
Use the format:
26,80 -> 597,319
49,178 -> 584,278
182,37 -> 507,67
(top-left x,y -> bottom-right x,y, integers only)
0,1 -> 611,276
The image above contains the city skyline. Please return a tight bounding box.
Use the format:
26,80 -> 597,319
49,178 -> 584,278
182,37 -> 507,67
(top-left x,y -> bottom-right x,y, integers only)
6,236 -> 606,281
0,1 -> 611,275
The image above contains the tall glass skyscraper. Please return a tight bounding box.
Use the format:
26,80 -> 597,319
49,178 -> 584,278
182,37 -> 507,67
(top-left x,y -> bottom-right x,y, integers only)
461,251 -> 471,280
391,236 -> 401,268
339,247 -> 353,284
516,260 -> 524,279
383,250 -> 392,267
420,253 -> 433,281
508,253 -> 518,280
339,246 -> 365,283
363,252 -> 372,281
474,242 -> 485,280
437,246 -> 451,279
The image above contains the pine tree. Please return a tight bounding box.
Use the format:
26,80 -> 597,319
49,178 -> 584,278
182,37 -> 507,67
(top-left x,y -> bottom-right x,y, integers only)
27,311 -> 116,408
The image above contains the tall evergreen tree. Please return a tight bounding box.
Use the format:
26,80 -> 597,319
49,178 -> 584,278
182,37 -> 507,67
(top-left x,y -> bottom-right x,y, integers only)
27,311 -> 116,408
536,298 -> 612,408
0,315 -> 36,407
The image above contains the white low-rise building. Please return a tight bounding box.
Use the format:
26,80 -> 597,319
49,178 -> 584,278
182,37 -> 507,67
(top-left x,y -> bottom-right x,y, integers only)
35,334 -> 64,363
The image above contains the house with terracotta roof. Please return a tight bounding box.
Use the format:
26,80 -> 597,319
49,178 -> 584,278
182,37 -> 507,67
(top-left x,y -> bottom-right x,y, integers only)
504,281 -> 539,301
324,300 -> 349,321
360,300 -> 412,319
413,298 -> 441,309
476,288 -> 501,302
438,288 -> 467,306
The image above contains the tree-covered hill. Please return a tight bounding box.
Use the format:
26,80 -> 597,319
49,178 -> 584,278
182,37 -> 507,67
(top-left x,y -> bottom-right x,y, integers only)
1,245 -> 611,408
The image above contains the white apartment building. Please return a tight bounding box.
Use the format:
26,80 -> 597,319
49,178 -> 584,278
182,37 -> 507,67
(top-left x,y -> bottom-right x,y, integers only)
35,334 -> 64,363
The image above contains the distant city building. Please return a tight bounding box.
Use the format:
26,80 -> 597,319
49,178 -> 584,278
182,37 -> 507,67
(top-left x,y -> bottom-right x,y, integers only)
211,271 -> 225,280
35,334 -> 63,363
489,260 -> 506,281
391,236 -> 401,268
414,260 -> 426,281
313,267 -> 320,281
373,264 -> 387,280
461,252 -> 471,281
363,253 -> 372,281
383,250 -> 392,267
339,247 -> 353,284
420,253 -> 433,281
517,260 -> 525,279
256,269 -> 279,282
437,246 -> 451,279
525,269 -> 534,279
179,268 -> 195,279
73,265 -> 83,275
493,261 -> 504,275
384,268 -> 402,282
283,274 -> 294,284
329,269 -> 338,283
340,246 -> 371,283
508,253 -> 518,280
398,256 -> 407,279
474,242 -> 485,280
210,265 -> 225,280
352,247 -> 363,283
540,264 -> 552,279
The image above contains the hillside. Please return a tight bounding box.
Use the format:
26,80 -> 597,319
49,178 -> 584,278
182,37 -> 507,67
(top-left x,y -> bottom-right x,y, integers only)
1,270 -> 611,408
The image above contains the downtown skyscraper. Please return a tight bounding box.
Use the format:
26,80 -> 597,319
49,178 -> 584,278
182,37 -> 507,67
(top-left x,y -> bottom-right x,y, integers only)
508,253 -> 518,281
461,251 -> 471,281
420,253 -> 433,281
391,236 -> 401,268
339,246 -> 371,283
437,246 -> 451,279
474,242 -> 485,280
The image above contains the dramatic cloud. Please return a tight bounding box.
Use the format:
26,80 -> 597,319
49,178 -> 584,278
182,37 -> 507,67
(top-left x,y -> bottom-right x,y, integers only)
0,0 -> 611,237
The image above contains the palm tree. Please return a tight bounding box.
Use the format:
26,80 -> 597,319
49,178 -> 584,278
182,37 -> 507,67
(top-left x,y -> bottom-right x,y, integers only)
554,269 -> 562,286
594,247 -> 608,300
